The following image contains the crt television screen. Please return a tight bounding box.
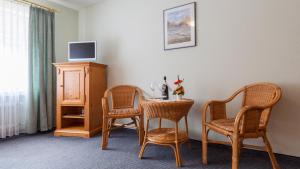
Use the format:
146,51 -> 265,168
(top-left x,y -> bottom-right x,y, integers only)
69,42 -> 96,60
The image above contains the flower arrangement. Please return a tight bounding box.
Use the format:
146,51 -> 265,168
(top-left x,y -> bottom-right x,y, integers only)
173,75 -> 185,99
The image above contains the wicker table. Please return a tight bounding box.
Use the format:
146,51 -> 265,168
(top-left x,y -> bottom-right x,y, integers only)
139,98 -> 194,167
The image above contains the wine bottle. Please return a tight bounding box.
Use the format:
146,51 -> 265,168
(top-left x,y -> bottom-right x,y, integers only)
161,76 -> 169,100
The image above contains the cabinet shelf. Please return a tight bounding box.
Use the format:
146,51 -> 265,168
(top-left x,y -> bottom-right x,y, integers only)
62,114 -> 85,119
60,125 -> 85,131
55,125 -> 87,138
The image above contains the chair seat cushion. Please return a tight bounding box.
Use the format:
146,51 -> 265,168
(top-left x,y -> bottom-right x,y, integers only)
210,118 -> 264,132
108,108 -> 141,118
147,128 -> 188,144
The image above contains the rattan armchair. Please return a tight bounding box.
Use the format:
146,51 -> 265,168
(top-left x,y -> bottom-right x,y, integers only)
139,99 -> 194,167
201,82 -> 282,169
101,85 -> 144,149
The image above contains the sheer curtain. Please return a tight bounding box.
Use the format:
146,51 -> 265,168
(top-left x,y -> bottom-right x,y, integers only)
0,0 -> 29,138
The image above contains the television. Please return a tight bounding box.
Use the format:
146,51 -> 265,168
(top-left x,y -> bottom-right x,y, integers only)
68,41 -> 97,61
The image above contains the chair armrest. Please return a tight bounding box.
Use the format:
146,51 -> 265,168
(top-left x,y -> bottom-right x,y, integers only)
202,100 -> 227,123
138,102 -> 143,113
202,101 -> 211,124
233,105 -> 269,134
102,97 -> 109,116
137,90 -> 145,113
202,88 -> 245,123
215,87 -> 244,103
136,88 -> 145,112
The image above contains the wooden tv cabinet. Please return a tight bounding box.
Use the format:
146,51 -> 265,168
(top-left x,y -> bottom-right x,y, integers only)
53,62 -> 107,138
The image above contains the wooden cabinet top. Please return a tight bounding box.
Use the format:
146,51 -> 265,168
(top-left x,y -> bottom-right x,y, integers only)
53,62 -> 107,68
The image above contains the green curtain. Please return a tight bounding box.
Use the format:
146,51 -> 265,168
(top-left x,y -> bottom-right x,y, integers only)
27,6 -> 55,133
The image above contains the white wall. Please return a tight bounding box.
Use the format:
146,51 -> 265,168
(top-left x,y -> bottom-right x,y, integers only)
79,0 -> 300,157
32,0 -> 79,62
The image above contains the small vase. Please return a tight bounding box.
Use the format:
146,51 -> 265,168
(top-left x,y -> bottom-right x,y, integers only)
176,95 -> 182,100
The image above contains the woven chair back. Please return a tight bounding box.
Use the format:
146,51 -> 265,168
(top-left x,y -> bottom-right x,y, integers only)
105,85 -> 141,109
243,83 -> 281,107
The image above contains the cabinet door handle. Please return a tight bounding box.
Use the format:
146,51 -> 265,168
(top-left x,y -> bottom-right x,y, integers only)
60,85 -> 64,87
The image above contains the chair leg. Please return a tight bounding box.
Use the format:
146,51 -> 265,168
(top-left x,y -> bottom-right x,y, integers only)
101,117 -> 109,150
131,117 -> 139,135
262,134 -> 280,169
232,135 -> 240,169
202,125 -> 208,164
108,118 -> 115,138
175,142 -> 182,167
132,117 -> 138,127
138,115 -> 144,145
138,141 -> 149,159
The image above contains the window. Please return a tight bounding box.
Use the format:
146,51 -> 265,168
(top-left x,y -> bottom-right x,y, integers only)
0,0 -> 29,138
0,0 -> 29,92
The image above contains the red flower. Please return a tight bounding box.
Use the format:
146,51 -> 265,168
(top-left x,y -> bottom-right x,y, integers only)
174,79 -> 183,85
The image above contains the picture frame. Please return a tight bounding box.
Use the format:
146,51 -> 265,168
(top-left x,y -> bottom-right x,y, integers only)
163,2 -> 197,50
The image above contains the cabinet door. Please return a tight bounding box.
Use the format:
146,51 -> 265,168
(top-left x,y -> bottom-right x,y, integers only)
58,67 -> 85,105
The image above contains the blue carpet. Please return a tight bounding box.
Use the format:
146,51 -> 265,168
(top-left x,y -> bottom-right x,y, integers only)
0,129 -> 299,169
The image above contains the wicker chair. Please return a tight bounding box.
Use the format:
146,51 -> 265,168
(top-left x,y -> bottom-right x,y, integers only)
101,85 -> 144,149
139,99 -> 194,167
201,82 -> 282,169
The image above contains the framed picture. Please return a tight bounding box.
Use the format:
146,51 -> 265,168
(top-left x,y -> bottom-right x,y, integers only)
163,2 -> 196,50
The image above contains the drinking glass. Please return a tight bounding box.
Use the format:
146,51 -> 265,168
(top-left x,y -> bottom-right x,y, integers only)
150,82 -> 156,98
